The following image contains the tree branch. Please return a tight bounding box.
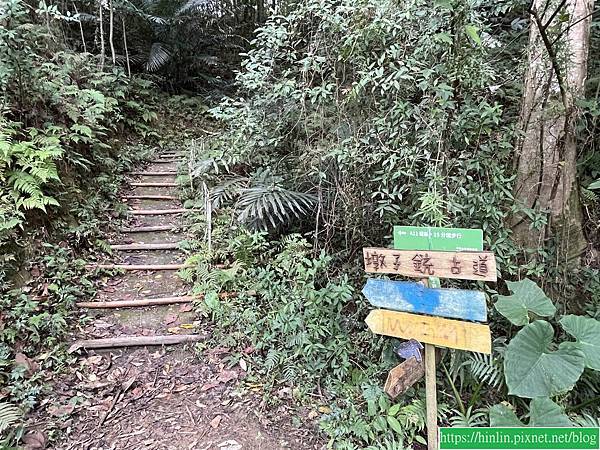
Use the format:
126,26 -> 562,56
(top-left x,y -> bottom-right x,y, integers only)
528,5 -> 570,110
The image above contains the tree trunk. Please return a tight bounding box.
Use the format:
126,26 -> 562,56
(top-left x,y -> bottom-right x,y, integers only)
109,0 -> 116,64
122,17 -> 131,76
73,2 -> 87,53
99,1 -> 105,70
512,0 -> 593,266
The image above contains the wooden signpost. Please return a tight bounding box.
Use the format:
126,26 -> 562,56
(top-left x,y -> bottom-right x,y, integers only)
362,279 -> 487,322
363,248 -> 497,282
362,226 -> 496,450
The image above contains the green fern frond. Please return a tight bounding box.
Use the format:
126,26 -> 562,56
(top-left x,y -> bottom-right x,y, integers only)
466,352 -> 503,388
0,402 -> 21,434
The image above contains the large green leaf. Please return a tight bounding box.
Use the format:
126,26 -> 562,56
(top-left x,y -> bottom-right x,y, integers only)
504,320 -> 585,398
489,403 -> 523,427
490,398 -> 572,427
560,315 -> 600,370
495,278 -> 556,326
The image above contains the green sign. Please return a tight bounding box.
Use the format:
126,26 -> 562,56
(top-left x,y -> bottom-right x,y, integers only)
440,427 -> 600,449
393,226 -> 483,252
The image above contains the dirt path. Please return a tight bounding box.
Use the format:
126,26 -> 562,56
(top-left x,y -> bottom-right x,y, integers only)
47,151 -> 322,450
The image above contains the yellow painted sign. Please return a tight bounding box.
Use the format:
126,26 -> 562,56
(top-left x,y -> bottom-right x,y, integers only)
363,248 -> 497,282
365,309 -> 491,354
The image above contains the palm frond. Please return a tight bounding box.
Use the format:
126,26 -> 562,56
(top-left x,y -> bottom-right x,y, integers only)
0,402 -> 21,434
145,43 -> 171,72
210,175 -> 248,209
236,185 -> 316,230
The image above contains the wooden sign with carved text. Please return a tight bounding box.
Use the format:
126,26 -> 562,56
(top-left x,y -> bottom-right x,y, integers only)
365,309 -> 491,354
363,248 -> 497,282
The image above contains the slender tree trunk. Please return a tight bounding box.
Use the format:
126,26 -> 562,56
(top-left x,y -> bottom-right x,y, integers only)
109,0 -> 116,64
255,0 -> 265,23
73,2 -> 87,53
512,0 -> 593,266
122,17 -> 131,77
99,1 -> 105,70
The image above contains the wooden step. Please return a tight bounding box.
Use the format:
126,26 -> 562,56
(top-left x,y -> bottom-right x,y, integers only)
130,208 -> 188,215
160,154 -> 184,158
68,334 -> 206,353
121,225 -> 177,233
111,242 -> 182,251
124,195 -> 178,200
150,159 -> 183,164
130,182 -> 177,187
130,171 -> 178,176
88,263 -> 190,271
76,292 -> 236,308
77,295 -> 195,308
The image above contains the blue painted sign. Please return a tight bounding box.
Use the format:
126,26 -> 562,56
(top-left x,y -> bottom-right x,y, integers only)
362,279 -> 487,323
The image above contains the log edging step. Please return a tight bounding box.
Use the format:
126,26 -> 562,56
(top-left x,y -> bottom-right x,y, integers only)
124,195 -> 179,200
130,182 -> 177,187
130,208 -> 189,215
68,334 -> 207,353
120,225 -> 178,233
77,295 -> 195,308
88,263 -> 190,271
76,292 -> 238,308
110,242 -> 182,251
130,171 -> 178,176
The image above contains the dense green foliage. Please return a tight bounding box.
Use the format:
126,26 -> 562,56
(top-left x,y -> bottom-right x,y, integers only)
0,1 -> 162,443
184,0 -> 600,447
2,0 -> 600,447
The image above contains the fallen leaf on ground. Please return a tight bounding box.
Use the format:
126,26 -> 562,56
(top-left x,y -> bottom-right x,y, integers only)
22,430 -> 47,449
163,313 -> 179,325
217,370 -> 238,384
210,415 -> 222,428
179,304 -> 193,312
85,355 -> 103,365
14,353 -> 38,378
200,381 -> 220,392
48,403 -> 75,417
239,358 -> 247,372
218,440 -> 242,450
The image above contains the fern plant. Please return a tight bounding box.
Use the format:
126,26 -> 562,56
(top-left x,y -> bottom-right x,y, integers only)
0,402 -> 21,434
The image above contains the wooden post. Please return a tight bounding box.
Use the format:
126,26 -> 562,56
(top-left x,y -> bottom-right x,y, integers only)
423,277 -> 438,450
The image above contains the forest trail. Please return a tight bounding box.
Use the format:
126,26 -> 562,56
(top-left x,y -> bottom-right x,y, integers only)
47,152 -> 319,450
